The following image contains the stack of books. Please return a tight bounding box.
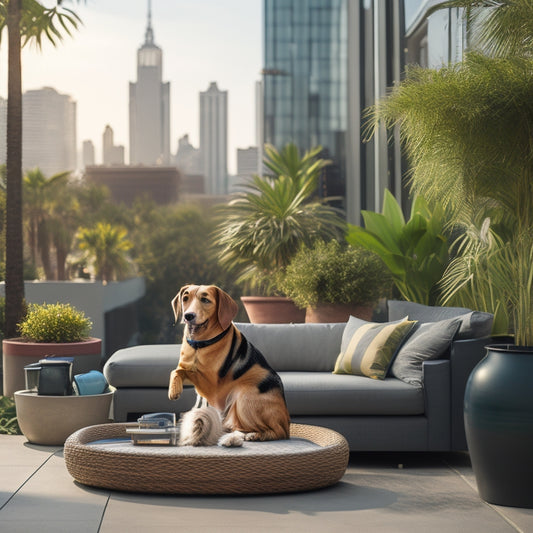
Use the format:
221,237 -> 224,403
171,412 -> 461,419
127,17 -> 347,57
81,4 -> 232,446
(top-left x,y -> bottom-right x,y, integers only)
126,412 -> 180,445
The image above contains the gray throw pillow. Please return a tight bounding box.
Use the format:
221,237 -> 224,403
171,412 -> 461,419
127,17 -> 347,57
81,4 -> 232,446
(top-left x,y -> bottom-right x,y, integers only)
390,317 -> 462,387
453,311 -> 494,340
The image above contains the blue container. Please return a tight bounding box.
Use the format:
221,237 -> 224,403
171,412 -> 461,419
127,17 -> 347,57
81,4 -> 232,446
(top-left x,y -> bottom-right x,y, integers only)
73,370 -> 109,396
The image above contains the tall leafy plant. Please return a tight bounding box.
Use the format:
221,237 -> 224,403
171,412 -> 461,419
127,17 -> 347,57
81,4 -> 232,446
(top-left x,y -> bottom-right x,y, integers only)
366,53 -> 533,345
213,143 -> 346,294
346,189 -> 448,305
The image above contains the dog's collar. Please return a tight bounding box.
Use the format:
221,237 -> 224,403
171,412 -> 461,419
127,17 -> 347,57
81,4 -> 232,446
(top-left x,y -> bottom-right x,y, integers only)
186,325 -> 232,350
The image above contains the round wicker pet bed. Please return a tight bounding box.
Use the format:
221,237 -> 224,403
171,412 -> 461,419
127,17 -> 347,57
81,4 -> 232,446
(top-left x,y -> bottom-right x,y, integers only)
64,423 -> 349,494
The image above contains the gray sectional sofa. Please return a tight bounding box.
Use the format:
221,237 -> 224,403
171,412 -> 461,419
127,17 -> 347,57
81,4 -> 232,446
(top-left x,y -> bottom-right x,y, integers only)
103,301 -> 494,452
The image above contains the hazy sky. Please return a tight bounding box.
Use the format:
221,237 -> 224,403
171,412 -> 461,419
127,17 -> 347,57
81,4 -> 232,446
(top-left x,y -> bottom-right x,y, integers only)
0,0 -> 262,172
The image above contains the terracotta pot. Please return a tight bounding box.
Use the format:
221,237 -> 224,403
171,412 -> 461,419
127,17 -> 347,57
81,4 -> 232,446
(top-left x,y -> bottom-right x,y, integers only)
14,390 -> 113,445
2,337 -> 102,397
241,296 -> 306,324
305,303 -> 374,323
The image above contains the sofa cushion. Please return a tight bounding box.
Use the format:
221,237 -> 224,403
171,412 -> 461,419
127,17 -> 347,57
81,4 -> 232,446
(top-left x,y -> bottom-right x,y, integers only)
235,322 -> 345,372
104,345 -> 178,388
280,372 -> 424,415
391,317 -> 461,387
333,317 -> 417,379
387,300 -> 493,339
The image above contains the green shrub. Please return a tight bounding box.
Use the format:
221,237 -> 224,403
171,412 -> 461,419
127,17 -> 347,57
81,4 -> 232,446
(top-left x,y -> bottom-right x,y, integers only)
18,303 -> 92,343
280,240 -> 392,309
0,396 -> 20,435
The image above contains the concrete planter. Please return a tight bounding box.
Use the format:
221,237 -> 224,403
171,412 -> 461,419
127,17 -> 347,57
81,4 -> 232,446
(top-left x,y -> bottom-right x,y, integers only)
14,390 -> 113,446
2,337 -> 102,398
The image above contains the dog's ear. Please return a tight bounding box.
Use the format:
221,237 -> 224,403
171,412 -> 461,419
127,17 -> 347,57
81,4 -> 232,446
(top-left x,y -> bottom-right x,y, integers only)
215,286 -> 238,330
171,285 -> 190,323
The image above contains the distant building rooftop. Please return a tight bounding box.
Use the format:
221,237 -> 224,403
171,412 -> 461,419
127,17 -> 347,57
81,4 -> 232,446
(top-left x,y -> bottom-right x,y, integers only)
84,165 -> 181,206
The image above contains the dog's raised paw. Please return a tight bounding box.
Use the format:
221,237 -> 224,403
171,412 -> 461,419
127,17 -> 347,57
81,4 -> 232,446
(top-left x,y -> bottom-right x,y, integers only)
168,371 -> 183,400
218,431 -> 244,448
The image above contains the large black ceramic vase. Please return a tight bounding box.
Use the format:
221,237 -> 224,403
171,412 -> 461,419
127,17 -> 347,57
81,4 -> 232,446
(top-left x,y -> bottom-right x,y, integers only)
464,344 -> 533,508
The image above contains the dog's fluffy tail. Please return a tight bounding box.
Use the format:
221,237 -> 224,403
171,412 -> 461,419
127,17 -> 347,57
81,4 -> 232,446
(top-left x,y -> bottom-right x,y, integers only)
179,406 -> 243,447
179,407 -> 222,446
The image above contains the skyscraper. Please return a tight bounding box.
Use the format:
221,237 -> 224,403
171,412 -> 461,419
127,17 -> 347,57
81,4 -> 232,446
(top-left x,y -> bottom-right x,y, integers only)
22,87 -> 77,176
82,140 -> 95,168
129,0 -> 170,166
199,82 -> 228,195
175,134 -> 201,175
263,0 -> 348,202
102,125 -> 125,165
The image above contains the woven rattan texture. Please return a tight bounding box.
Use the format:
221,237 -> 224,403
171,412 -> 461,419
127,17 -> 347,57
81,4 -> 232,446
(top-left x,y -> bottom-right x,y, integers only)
64,423 -> 349,494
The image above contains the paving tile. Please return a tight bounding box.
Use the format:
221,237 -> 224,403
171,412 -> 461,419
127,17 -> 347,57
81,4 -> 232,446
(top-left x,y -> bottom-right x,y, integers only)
0,449 -> 109,532
0,437 -> 61,508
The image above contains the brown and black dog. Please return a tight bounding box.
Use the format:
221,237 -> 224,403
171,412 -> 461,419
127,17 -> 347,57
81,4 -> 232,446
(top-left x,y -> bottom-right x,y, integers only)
168,284 -> 290,442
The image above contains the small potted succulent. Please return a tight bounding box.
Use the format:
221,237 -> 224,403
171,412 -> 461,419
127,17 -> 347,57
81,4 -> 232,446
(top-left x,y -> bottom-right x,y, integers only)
279,240 -> 393,323
2,302 -> 102,397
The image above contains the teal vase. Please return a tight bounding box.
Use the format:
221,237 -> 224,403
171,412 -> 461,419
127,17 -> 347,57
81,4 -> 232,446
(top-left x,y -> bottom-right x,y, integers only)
464,344 -> 533,508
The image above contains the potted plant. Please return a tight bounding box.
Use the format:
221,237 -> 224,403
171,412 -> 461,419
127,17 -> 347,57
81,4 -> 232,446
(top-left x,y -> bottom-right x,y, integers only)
279,239 -> 392,323
2,302 -> 113,445
2,302 -> 102,397
368,3 -> 533,505
212,143 -> 346,323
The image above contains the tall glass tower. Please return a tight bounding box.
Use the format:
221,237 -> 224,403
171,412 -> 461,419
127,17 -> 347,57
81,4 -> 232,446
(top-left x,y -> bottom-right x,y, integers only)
199,82 -> 228,195
263,0 -> 348,201
129,1 -> 170,166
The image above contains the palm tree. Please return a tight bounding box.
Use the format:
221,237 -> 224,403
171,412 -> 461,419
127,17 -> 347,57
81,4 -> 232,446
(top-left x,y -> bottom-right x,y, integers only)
213,143 -> 346,294
77,222 -> 133,283
0,165 -> 6,278
0,0 -> 81,336
23,168 -> 70,279
48,182 -> 81,280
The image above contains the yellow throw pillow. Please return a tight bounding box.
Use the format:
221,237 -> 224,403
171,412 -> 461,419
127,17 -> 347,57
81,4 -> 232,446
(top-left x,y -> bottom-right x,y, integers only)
333,317 -> 417,379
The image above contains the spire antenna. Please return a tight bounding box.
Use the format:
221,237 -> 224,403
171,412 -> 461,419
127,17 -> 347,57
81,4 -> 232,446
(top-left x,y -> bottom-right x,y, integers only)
145,0 -> 154,45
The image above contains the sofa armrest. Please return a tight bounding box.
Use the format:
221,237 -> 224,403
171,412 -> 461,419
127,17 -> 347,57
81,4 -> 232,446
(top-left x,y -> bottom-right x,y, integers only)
423,359 -> 450,450
449,337 -> 491,450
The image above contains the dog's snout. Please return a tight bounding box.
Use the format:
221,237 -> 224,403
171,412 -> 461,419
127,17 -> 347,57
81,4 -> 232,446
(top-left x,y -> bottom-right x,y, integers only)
184,312 -> 196,323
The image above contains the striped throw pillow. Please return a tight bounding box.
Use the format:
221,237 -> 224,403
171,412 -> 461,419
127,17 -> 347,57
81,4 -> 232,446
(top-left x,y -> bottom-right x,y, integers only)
333,316 -> 417,379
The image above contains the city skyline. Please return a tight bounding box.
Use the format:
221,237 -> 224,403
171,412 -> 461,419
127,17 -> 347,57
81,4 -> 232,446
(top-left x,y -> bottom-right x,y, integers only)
0,0 -> 261,173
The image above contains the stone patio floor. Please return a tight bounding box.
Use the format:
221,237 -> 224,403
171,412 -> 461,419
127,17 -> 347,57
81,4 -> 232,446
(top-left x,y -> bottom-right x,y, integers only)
1,433 -> 533,533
